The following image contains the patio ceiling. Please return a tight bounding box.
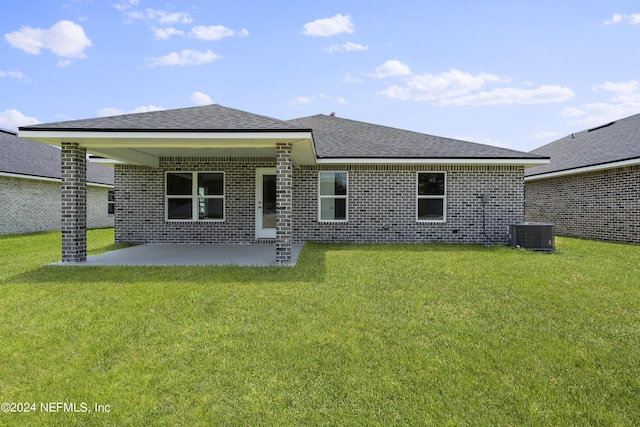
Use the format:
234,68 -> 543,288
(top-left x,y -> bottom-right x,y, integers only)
18,130 -> 317,167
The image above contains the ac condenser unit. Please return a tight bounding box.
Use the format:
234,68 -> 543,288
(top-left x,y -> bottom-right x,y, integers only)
509,223 -> 555,252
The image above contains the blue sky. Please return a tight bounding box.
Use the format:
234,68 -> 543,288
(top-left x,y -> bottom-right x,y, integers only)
2,0 -> 639,152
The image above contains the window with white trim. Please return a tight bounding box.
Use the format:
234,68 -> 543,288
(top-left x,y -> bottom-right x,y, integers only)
319,171 -> 348,222
166,172 -> 224,221
107,190 -> 115,215
417,172 -> 446,222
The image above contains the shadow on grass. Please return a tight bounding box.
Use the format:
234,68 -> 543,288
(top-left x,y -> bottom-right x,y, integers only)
10,243 -> 327,285
8,242 -> 535,286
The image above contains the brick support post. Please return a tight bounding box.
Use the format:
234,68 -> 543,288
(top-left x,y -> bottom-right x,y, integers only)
275,143 -> 292,265
61,142 -> 87,262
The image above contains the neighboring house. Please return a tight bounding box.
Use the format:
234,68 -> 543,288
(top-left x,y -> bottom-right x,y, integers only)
0,128 -> 114,235
525,112 -> 640,244
19,104 -> 548,264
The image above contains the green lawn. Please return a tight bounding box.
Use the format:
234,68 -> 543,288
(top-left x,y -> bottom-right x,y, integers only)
1,229 -> 639,426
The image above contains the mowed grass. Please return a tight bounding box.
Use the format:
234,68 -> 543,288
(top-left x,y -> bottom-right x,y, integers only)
0,229 -> 639,426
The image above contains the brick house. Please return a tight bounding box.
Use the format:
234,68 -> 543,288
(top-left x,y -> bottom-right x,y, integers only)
1,128 -> 114,235
19,104 -> 548,264
525,112 -> 640,244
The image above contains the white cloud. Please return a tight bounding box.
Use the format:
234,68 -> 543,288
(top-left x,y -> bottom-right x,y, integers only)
57,60 -> 72,68
0,70 -> 29,81
290,96 -> 312,105
596,80 -> 640,102
324,42 -> 368,53
337,98 -> 348,104
188,25 -> 249,41
145,49 -> 222,67
113,0 -> 139,12
191,92 -> 213,105
369,60 -> 412,79
378,68 -> 505,101
441,85 -> 575,106
605,13 -> 640,25
288,94 -> 331,105
4,20 -> 92,58
560,80 -> 640,127
343,73 -> 362,83
303,13 -> 354,37
98,105 -> 165,117
125,9 -> 193,25
0,109 -> 39,131
154,27 -> 184,40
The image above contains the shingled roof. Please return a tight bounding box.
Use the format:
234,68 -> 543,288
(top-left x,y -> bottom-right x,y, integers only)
22,104 -> 305,132
20,104 -> 546,163
526,112 -> 640,177
288,114 -> 546,159
0,129 -> 113,185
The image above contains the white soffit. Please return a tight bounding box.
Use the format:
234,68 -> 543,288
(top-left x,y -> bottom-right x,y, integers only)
18,130 -> 316,167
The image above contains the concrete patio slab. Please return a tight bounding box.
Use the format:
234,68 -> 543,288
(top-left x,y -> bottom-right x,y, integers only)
55,243 -> 304,266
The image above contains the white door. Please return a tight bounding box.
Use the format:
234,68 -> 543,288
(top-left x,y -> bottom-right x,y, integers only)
256,168 -> 277,239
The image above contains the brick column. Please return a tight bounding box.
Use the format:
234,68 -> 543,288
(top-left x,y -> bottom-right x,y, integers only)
61,142 -> 87,262
276,143 -> 292,265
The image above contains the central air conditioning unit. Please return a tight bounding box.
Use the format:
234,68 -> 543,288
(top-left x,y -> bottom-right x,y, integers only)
509,222 -> 555,252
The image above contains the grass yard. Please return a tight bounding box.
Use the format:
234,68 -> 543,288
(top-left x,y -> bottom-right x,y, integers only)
0,229 -> 639,426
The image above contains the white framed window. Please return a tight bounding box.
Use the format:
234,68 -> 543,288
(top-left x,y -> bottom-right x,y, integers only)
166,172 -> 224,221
107,190 -> 115,215
417,172 -> 446,222
318,171 -> 348,222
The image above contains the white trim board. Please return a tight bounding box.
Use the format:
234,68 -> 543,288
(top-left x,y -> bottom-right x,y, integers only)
525,158 -> 640,181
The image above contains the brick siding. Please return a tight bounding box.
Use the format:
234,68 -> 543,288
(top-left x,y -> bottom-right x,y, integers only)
525,165 -> 640,244
115,158 -> 525,245
0,176 -> 113,235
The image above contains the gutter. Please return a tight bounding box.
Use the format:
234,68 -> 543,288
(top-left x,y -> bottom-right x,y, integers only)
524,157 -> 640,181
0,171 -> 113,188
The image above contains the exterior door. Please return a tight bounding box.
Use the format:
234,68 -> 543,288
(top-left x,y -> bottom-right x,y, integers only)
256,168 -> 277,239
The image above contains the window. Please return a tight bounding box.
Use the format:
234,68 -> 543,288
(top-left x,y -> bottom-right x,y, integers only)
417,172 -> 446,222
319,171 -> 348,222
107,190 -> 115,215
166,172 -> 224,221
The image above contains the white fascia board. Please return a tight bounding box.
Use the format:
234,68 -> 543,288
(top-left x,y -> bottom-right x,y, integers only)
0,171 -> 60,183
19,130 -> 313,144
524,158 -> 640,181
315,157 -> 550,166
89,158 -> 122,165
0,171 -> 113,188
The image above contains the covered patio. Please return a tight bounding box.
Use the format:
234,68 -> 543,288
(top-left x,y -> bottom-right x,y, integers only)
54,243 -> 305,266
19,105 -> 316,266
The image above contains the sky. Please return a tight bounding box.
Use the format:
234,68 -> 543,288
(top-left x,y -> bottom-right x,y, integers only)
2,0 -> 640,152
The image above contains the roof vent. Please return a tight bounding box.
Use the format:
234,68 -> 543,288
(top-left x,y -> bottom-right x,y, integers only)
587,121 -> 616,132
509,222 -> 555,252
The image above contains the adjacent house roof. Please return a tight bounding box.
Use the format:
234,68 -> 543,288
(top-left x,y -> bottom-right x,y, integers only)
0,129 -> 114,185
19,104 -> 547,167
525,112 -> 640,179
287,114 -> 545,160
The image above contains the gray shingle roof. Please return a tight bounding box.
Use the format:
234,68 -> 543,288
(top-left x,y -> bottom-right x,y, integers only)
21,104 -> 305,132
0,129 -> 113,185
287,114 -> 545,159
526,112 -> 640,177
19,104 -> 544,161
